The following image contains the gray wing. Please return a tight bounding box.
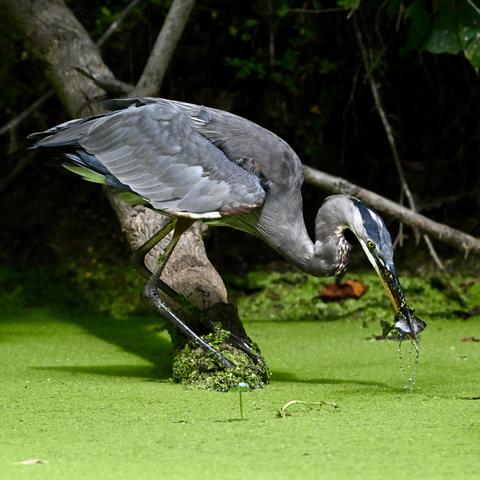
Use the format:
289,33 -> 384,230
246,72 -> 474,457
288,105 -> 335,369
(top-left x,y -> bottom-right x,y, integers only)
33,102 -> 266,217
98,97 -> 305,192
168,99 -> 305,192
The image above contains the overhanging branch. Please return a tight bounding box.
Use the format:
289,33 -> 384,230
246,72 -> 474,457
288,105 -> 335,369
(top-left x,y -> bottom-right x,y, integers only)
352,13 -> 445,269
130,0 -> 196,97
0,0 -> 142,137
303,165 -> 480,256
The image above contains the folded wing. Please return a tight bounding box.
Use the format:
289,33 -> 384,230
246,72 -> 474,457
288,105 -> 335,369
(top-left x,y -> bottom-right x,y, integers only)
32,102 -> 266,217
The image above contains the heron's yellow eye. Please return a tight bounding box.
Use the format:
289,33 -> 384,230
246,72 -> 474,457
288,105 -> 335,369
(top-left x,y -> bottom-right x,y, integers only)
367,240 -> 376,249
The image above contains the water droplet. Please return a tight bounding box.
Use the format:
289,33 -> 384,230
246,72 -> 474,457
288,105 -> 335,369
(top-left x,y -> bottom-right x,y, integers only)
398,338 -> 420,392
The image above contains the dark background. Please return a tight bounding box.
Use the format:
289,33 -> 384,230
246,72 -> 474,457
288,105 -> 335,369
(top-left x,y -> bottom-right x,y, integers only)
1,0 -> 479,273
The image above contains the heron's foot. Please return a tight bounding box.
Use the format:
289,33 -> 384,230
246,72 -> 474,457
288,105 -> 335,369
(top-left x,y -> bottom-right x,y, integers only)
215,352 -> 236,369
226,331 -> 267,368
172,326 -> 269,391
200,303 -> 267,369
143,281 -> 236,370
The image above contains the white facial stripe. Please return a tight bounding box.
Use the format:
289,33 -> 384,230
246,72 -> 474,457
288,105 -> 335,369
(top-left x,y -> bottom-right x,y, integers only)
359,238 -> 398,310
368,208 -> 384,231
358,239 -> 380,276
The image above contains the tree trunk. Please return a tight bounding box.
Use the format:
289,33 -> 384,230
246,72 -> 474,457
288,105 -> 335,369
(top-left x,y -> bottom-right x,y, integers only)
1,0 -> 268,390
107,194 -> 228,310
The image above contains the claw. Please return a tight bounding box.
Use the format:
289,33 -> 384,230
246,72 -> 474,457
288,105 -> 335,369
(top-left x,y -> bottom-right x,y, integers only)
220,356 -> 236,369
227,332 -> 267,368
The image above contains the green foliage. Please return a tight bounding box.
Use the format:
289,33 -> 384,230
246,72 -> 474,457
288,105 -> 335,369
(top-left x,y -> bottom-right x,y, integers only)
225,56 -> 266,80
337,0 -> 362,10
172,327 -> 268,391
230,270 -> 480,328
2,305 -> 480,477
229,382 -> 249,420
95,5 -> 115,33
404,0 -> 480,71
0,262 -> 148,320
224,8 -> 339,104
225,16 -> 266,80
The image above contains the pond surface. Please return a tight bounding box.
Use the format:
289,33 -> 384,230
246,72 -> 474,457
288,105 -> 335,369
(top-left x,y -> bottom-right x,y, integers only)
1,290 -> 479,479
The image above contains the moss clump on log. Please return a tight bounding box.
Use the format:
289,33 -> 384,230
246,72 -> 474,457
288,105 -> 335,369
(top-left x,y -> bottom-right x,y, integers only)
172,327 -> 269,391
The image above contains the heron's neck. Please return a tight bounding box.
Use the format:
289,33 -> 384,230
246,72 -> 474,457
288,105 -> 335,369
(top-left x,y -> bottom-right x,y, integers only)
256,193 -> 346,277
287,226 -> 345,277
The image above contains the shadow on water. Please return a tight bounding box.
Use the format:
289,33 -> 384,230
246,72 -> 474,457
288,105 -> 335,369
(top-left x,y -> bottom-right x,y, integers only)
33,364 -> 166,379
44,309 -> 173,379
271,370 -> 405,392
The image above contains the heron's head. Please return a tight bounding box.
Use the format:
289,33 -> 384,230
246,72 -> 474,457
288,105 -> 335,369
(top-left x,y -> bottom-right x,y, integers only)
316,195 -> 426,338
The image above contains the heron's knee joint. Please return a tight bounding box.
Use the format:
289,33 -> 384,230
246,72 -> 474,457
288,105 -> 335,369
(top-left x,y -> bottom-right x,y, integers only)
143,282 -> 155,301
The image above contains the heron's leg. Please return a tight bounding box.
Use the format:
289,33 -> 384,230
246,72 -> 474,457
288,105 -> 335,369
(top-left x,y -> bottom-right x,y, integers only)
131,219 -> 194,306
143,218 -> 235,369
226,331 -> 267,368
202,313 -> 266,367
131,218 -> 176,280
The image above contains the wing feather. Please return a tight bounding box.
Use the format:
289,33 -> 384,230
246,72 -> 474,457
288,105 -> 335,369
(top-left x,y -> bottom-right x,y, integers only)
34,102 -> 265,216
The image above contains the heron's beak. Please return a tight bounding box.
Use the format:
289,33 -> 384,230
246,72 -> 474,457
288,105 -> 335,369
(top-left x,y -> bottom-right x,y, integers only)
360,242 -> 426,339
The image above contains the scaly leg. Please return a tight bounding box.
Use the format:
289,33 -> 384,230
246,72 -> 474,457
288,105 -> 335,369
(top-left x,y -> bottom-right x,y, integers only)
141,218 -> 235,369
227,331 -> 267,368
132,218 -> 193,308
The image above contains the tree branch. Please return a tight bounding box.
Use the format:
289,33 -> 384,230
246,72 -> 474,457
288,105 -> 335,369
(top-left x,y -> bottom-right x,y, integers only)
303,165 -> 480,256
96,0 -> 144,48
467,0 -> 480,17
130,0 -> 196,97
352,14 -> 445,269
0,151 -> 34,194
0,90 -> 54,137
74,67 -> 133,95
0,0 -> 142,137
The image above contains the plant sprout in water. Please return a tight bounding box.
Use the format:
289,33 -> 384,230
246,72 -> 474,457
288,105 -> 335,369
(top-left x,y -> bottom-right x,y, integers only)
229,382 -> 250,420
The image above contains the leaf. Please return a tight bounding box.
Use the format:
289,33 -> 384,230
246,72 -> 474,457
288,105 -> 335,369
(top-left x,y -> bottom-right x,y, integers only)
337,0 -> 361,10
277,399 -> 338,418
320,279 -> 368,301
15,459 -> 48,465
464,38 -> 480,72
229,382 -> 250,392
404,0 -> 480,71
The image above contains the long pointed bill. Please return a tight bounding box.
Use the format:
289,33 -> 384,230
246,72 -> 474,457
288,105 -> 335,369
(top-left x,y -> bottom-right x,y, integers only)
360,241 -> 426,340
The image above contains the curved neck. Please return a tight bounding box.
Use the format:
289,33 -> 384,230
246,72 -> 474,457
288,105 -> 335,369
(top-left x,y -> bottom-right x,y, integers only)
255,192 -> 347,277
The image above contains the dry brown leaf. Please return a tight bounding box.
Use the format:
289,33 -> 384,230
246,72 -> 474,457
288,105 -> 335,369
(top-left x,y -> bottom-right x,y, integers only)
15,459 -> 48,465
320,279 -> 368,302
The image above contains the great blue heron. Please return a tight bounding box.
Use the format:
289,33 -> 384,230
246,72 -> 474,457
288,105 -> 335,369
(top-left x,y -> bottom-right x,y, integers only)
30,97 -> 426,368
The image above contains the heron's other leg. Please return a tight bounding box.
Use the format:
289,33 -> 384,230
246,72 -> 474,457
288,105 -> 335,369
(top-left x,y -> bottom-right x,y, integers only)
226,332 -> 267,368
131,218 -> 176,280
131,218 -> 192,305
143,218 -> 235,369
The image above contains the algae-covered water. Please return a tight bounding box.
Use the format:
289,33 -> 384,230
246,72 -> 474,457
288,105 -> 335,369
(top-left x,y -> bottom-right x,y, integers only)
1,271 -> 480,479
